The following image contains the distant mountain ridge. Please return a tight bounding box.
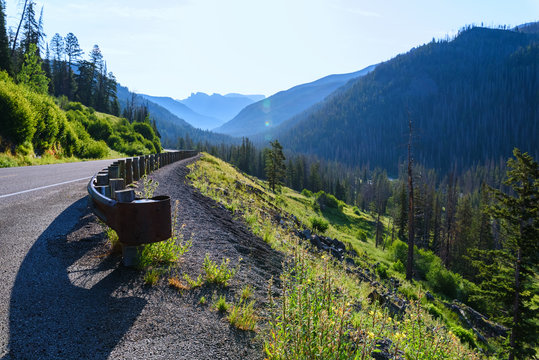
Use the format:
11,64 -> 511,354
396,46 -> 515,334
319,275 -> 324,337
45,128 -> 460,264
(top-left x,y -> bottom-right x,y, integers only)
140,94 -> 221,131
117,85 -> 236,148
180,92 -> 265,123
214,65 -> 376,137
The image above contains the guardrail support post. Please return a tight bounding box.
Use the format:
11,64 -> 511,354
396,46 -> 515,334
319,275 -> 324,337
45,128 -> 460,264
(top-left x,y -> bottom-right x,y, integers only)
114,189 -> 143,267
109,178 -> 125,200
96,173 -> 108,186
109,165 -> 119,179
125,158 -> 133,184
132,157 -> 140,181
118,160 -> 126,182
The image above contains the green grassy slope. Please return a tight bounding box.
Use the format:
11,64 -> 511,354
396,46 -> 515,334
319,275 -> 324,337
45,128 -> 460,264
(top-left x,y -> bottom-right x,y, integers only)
187,153 -> 494,359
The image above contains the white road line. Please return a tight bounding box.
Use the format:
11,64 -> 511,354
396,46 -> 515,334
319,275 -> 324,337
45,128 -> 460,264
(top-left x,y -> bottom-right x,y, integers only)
0,177 -> 90,199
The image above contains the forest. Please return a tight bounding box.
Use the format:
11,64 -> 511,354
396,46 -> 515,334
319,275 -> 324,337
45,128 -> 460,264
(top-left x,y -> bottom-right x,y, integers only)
270,26 -> 538,176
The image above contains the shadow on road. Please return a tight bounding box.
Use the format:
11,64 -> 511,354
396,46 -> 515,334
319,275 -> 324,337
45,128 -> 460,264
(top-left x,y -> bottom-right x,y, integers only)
3,198 -> 146,359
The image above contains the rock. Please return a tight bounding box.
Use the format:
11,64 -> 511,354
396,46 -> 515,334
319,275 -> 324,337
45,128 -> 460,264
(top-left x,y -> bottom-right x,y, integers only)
425,291 -> 435,301
302,229 -> 311,240
309,236 -> 322,249
345,257 -> 356,267
371,338 -> 404,360
347,248 -> 358,257
332,238 -> 346,251
330,248 -> 343,261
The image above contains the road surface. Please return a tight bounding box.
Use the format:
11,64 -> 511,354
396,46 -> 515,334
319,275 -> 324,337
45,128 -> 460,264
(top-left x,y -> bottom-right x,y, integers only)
0,159 -> 116,357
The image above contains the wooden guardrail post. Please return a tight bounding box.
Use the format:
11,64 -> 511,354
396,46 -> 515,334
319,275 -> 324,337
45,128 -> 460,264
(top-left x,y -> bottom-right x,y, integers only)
109,165 -> 119,179
132,157 -> 140,181
125,158 -> 133,185
118,160 -> 126,182
148,154 -> 155,172
109,178 -> 125,200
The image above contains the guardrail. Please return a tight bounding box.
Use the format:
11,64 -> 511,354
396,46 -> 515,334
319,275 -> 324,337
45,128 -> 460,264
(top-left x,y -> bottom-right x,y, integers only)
87,150 -> 198,266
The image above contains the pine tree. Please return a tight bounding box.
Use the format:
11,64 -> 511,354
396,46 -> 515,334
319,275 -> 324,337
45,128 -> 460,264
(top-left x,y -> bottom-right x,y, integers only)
489,149 -> 539,360
17,43 -> 48,94
265,140 -> 286,193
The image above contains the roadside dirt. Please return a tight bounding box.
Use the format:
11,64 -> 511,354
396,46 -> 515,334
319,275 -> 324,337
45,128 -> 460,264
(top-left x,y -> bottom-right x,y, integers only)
10,155 -> 284,360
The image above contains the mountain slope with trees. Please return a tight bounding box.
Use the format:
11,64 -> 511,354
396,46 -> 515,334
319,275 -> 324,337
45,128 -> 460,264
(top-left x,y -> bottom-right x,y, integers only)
214,65 -> 375,137
273,26 -> 538,176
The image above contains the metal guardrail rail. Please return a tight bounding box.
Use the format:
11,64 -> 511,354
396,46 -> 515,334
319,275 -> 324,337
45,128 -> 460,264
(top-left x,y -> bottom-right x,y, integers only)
87,150 -> 198,265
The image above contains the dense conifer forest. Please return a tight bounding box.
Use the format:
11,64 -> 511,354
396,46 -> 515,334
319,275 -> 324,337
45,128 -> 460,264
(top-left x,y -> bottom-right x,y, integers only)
271,26 -> 538,176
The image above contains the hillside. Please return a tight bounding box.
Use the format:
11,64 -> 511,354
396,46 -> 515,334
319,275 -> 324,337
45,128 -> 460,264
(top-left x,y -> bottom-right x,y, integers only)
214,65 -> 375,137
272,26 -> 539,175
180,92 -> 265,127
180,153 -> 495,358
0,72 -> 160,166
117,85 -> 236,149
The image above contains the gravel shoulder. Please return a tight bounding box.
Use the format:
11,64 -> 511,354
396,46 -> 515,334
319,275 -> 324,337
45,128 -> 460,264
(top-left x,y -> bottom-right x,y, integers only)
3,155 -> 282,360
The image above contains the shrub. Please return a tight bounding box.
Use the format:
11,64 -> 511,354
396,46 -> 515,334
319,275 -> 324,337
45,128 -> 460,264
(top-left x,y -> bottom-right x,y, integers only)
310,216 -> 329,233
79,140 -> 109,159
301,189 -> 313,197
426,263 -> 460,299
356,229 -> 368,242
391,240 -> 408,265
133,122 -> 155,141
0,75 -> 36,146
415,248 -> 442,280
392,259 -> 405,274
451,325 -> 477,348
426,304 -> 443,320
315,191 -> 341,210
352,206 -> 361,215
376,263 -> 389,279
88,119 -> 113,141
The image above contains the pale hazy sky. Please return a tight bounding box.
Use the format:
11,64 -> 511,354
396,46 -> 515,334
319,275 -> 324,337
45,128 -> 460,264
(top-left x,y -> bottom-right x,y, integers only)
4,0 -> 538,99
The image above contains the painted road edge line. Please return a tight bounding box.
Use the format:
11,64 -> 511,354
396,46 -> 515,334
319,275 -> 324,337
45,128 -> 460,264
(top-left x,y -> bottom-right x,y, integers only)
0,177 -> 90,199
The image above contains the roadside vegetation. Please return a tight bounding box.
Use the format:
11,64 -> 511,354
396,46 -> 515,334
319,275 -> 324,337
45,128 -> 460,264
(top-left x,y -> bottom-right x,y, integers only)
186,153 -> 487,358
0,70 -> 161,167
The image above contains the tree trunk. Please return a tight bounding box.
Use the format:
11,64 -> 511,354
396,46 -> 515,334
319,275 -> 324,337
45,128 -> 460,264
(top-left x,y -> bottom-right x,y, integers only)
10,0 -> 28,56
406,115 -> 414,281
508,231 -> 522,360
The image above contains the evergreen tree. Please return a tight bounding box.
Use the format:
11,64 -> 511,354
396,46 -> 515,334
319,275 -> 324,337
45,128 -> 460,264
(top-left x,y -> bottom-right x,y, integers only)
17,43 -> 48,94
64,32 -> 82,99
265,140 -> 286,192
489,149 -> 539,360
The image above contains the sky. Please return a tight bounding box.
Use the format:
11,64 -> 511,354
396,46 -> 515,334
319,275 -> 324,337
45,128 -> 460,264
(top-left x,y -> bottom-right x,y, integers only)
4,0 -> 538,99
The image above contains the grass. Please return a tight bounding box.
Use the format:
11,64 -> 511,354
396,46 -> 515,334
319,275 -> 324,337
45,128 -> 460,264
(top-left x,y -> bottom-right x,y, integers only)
228,298 -> 257,331
106,227 -> 121,254
144,269 -> 160,286
202,253 -> 239,286
183,273 -> 204,288
187,153 -> 484,357
212,294 -> 230,313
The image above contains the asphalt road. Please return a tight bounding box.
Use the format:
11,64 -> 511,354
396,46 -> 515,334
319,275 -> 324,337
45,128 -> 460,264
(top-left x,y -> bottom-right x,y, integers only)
0,159 -> 116,357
